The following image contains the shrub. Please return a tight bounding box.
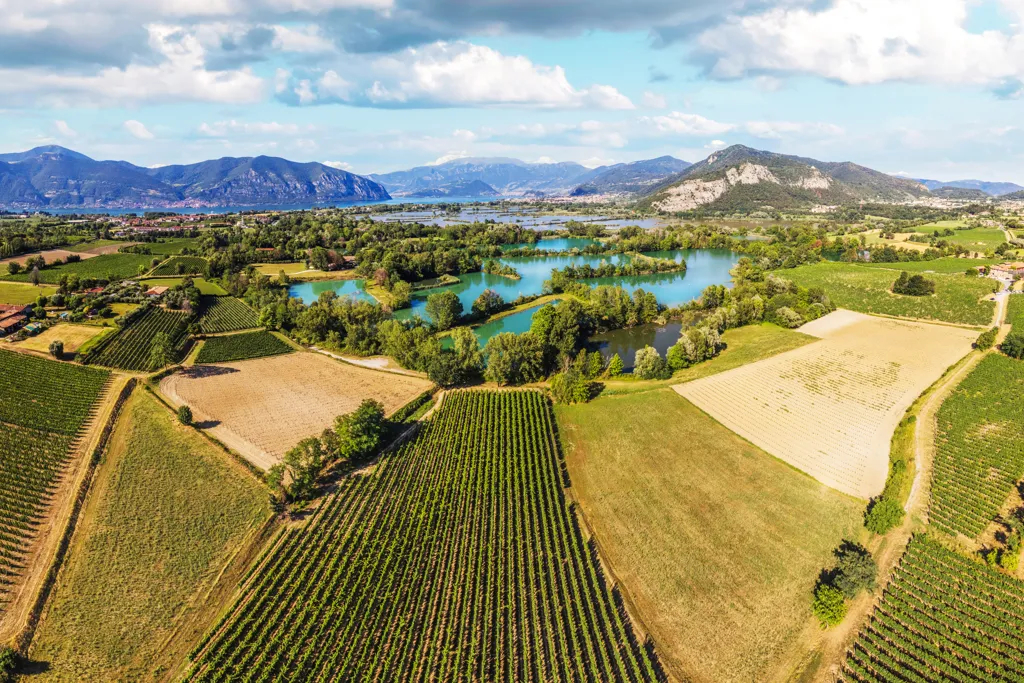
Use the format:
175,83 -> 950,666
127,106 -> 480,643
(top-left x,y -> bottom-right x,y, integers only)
335,399 -> 387,462
773,306 -> 804,328
177,405 -> 193,425
633,346 -> 670,380
864,497 -> 905,534
833,542 -> 877,598
0,647 -> 16,683
1001,330 -> 1024,359
812,584 -> 847,628
975,327 -> 998,350
550,367 -> 596,404
607,353 -> 624,377
892,271 -> 936,296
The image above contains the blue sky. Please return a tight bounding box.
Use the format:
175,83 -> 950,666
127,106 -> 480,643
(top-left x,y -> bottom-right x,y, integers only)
2,0 -> 1023,181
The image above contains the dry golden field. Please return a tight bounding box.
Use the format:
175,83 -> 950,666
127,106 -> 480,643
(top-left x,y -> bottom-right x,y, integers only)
159,352 -> 432,470
16,324 -> 108,354
675,310 -> 977,498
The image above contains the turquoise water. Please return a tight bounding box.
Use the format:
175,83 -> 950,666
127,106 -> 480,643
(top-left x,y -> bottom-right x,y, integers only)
288,279 -> 376,304
441,302 -> 553,349
501,237 -> 602,252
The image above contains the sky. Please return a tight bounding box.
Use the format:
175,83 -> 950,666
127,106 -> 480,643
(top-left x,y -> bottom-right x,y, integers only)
2,0 -> 1024,181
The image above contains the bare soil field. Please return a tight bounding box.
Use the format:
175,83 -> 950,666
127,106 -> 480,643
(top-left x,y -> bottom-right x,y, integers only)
16,324 -> 108,354
159,352 -> 433,470
675,310 -> 977,498
0,249 -> 99,266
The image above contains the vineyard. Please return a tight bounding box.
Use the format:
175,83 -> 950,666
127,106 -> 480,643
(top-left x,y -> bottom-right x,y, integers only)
930,353 -> 1024,538
196,331 -> 293,364
185,390 -> 661,682
1,253 -> 155,284
89,306 -> 191,372
0,349 -> 109,610
151,256 -> 208,276
843,535 -> 1024,682
198,297 -> 260,334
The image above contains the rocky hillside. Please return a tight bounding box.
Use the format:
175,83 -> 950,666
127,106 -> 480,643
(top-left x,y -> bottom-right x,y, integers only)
640,145 -> 929,212
0,146 -> 390,209
407,179 -> 498,198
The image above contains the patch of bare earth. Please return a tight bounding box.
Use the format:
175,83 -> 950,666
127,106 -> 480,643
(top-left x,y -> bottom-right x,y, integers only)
0,249 -> 99,266
675,310 -> 977,498
158,352 -> 433,471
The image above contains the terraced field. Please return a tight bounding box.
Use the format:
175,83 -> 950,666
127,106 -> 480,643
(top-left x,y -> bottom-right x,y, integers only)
198,297 -> 260,334
675,311 -> 977,497
843,535 -> 1024,682
89,306 -> 191,372
930,353 -> 1024,538
186,390 -> 660,682
0,350 -> 109,612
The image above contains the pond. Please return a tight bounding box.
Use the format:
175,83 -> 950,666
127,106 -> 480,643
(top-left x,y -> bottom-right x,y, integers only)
440,302 -> 553,349
588,322 -> 684,370
288,278 -> 375,304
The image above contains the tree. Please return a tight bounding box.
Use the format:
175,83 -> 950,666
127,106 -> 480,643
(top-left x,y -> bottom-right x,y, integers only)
893,271 -> 935,296
390,280 -> 412,309
148,332 -> 173,371
425,291 -> 463,331
451,326 -> 484,382
633,346 -> 670,380
309,246 -> 331,271
6,261 -> 20,275
1001,330 -> 1024,359
833,542 -> 877,599
607,353 -> 624,377
282,437 -> 325,501
483,332 -> 545,386
975,327 -> 998,350
864,498 -> 904,535
49,339 -> 64,359
812,584 -> 847,627
550,365 -> 595,404
335,399 -> 387,462
177,405 -> 193,425
0,646 -> 17,683
471,289 -> 505,317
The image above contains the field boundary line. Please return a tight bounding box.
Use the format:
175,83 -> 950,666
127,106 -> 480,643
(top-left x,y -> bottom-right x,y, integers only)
15,377 -> 136,654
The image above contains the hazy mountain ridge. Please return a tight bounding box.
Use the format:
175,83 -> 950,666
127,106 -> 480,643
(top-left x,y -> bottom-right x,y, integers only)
0,146 -> 390,208
914,178 -> 1024,196
640,145 -> 930,212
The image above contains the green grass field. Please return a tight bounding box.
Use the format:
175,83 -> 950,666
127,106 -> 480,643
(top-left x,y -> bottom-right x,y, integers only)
1,253 -> 154,284
141,277 -> 228,296
196,331 -> 293,363
858,257 -> 998,274
556,390 -> 863,682
29,390 -> 271,682
146,238 -> 201,255
150,256 -> 207,277
0,281 -> 56,304
941,228 -> 1007,252
602,323 -> 815,394
911,220 -> 967,232
66,239 -> 125,253
783,262 -> 997,326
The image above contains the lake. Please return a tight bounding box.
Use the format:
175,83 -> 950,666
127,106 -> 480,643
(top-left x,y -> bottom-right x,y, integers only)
287,278 -> 375,304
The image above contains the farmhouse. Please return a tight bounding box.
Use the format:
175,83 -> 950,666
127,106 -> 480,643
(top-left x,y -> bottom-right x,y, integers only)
990,261 -> 1024,278
145,285 -> 170,297
0,304 -> 31,336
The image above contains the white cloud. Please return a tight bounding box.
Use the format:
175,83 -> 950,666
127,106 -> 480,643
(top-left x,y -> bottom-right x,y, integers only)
54,120 -> 77,138
289,41 -> 634,109
123,119 -> 154,139
429,152 -> 470,165
640,111 -> 736,136
696,0 -> 1024,88
0,24 -> 265,106
580,156 -> 615,168
641,91 -> 668,108
198,119 -> 309,136
743,120 -> 845,138
705,139 -> 728,149
322,160 -> 352,169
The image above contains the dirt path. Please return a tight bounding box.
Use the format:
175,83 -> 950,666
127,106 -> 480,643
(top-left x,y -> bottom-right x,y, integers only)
311,347 -> 428,378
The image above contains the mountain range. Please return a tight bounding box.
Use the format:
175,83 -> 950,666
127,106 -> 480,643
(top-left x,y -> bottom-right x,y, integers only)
368,155 -> 692,198
913,178 -> 1024,196
0,146 -> 390,209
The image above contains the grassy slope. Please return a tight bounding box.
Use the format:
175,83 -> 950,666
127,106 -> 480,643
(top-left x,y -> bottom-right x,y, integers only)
0,281 -> 56,304
1,254 -> 154,284
942,227 -> 1007,251
858,257 -> 998,274
783,262 -> 997,326
602,323 -> 815,395
557,389 -> 863,682
141,277 -> 228,296
29,390 -> 271,682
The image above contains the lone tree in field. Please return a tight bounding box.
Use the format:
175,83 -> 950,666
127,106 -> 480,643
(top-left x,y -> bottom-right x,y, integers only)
148,332 -> 173,371
335,399 -> 387,462
0,646 -> 17,683
1002,330 -> 1024,359
49,339 -> 64,359
425,291 -> 463,331
892,271 -> 936,296
812,584 -> 847,627
177,405 -> 192,425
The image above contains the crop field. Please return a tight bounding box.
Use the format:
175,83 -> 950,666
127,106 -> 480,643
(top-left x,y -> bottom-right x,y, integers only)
0,248 -> 99,267
859,257 -> 998,274
0,281 -> 57,304
1006,292 -> 1024,328
145,238 -> 200,255
151,256 -> 208,276
186,390 -> 659,683
782,262 -> 997,326
159,352 -> 433,470
930,354 -> 1024,539
1,253 -> 155,284
29,390 -> 271,682
556,389 -> 862,682
676,311 -> 977,498
941,228 -> 1008,252
15,323 -> 108,354
142,277 -> 228,296
0,350 -> 109,611
843,535 -> 1024,682
66,239 -> 131,254
198,296 -> 260,334
89,306 -> 190,371
196,331 -> 293,364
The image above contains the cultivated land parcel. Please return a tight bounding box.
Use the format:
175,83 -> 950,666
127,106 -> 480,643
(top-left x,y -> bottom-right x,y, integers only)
676,310 -> 977,498
159,352 -> 432,470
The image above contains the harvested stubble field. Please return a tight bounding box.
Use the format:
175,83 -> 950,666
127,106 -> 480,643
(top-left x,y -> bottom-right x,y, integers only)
159,352 -> 433,470
675,310 -> 977,498
0,249 -> 99,267
782,262 -> 998,326
16,323 -> 108,354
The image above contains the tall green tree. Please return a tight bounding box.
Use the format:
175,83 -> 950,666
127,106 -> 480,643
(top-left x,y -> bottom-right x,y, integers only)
335,399 -> 387,461
426,291 -> 464,331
